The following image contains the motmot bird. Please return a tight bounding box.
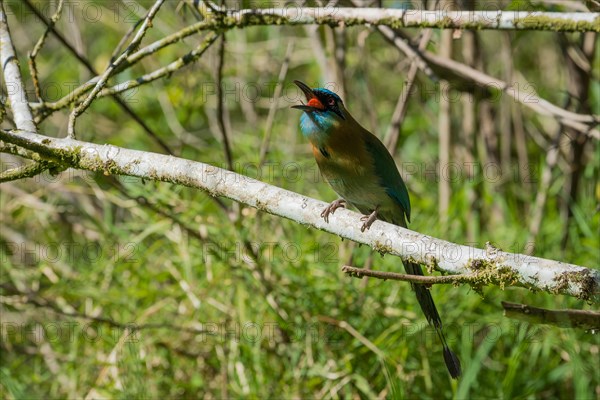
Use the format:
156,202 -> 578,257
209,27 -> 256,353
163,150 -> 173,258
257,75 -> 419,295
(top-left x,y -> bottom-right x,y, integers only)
292,80 -> 461,379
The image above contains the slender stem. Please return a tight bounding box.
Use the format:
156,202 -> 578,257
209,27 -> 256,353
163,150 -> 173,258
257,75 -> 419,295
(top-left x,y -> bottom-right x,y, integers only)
27,0 -> 65,102
215,34 -> 234,170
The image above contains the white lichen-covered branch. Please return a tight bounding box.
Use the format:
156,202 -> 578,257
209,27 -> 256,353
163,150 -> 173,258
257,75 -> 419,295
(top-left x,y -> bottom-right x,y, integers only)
26,7 -> 599,140
0,4 -> 36,132
209,7 -> 600,32
1,129 -> 598,302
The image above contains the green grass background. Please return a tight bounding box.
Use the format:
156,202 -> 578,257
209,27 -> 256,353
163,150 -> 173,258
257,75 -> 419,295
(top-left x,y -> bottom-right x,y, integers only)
1,1 -> 599,398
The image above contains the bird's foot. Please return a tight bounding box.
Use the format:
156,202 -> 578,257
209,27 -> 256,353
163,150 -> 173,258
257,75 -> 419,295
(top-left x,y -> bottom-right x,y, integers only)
360,209 -> 378,232
321,199 -> 346,223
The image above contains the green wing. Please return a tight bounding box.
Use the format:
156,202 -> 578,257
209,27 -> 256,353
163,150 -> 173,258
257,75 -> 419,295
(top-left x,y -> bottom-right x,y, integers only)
363,131 -> 412,223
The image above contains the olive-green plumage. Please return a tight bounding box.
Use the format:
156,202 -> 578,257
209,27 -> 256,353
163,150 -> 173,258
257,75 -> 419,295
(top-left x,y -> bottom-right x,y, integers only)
292,80 -> 461,379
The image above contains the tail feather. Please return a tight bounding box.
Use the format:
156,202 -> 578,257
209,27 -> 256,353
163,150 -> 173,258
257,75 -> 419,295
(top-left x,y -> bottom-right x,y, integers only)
443,345 -> 462,379
403,259 -> 462,379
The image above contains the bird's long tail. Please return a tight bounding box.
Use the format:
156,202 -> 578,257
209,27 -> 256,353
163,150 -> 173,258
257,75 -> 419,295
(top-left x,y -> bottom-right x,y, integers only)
403,259 -> 462,379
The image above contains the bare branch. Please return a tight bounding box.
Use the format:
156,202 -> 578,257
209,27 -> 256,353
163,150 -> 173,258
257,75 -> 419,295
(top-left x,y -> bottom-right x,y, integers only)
1,128 -> 598,302
422,51 -> 600,138
377,27 -> 600,139
502,301 -> 600,330
98,33 -> 219,98
109,18 -> 143,63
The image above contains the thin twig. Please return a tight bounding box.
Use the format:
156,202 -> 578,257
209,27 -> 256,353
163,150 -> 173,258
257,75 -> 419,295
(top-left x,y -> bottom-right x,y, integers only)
66,0 -> 166,138
109,17 -> 143,63
427,51 -> 599,137
22,0 -> 96,72
499,32 -> 513,173
199,0 -> 223,14
459,28 -> 479,243
559,32 -> 596,251
342,266 -> 478,285
0,95 -> 5,124
332,24 -> 346,99
113,180 -> 227,241
27,0 -> 65,102
306,24 -> 334,83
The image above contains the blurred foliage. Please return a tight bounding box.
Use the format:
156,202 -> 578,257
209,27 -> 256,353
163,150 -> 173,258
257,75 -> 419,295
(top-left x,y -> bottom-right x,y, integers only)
1,0 -> 599,399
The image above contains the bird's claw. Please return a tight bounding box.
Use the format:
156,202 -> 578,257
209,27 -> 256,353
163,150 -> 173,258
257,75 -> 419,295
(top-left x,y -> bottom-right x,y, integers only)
321,199 -> 346,223
360,210 -> 378,232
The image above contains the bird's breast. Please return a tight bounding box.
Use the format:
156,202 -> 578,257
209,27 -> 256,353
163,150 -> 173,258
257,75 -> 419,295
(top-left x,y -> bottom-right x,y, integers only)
312,143 -> 393,212
299,110 -> 408,223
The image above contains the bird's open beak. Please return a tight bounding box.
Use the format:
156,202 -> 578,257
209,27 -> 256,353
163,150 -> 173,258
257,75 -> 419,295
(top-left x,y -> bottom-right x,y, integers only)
291,80 -> 324,111
293,80 -> 315,101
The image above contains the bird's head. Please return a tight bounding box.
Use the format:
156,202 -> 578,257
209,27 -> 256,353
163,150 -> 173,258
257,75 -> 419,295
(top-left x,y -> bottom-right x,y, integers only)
291,80 -> 346,121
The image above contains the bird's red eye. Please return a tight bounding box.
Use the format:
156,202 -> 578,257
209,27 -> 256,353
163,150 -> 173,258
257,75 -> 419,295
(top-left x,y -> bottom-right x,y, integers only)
328,97 -> 335,106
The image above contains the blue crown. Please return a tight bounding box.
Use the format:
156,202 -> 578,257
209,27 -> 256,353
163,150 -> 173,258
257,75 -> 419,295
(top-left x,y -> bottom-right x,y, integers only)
313,88 -> 343,104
